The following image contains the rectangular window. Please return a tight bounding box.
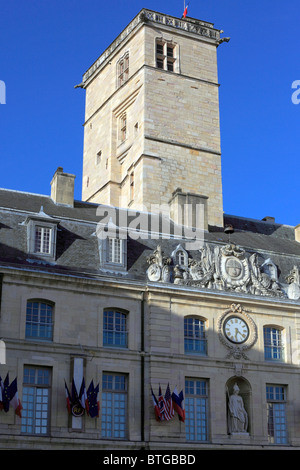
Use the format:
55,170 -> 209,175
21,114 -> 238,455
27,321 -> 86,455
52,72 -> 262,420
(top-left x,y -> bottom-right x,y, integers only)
118,53 -> 129,87
21,367 -> 51,435
130,172 -> 134,202
266,385 -> 288,444
156,40 -> 176,72
119,114 -> 127,143
185,379 -> 208,441
107,238 -> 122,264
264,327 -> 284,361
103,309 -> 128,348
102,373 -> 127,439
34,226 -> 51,254
25,301 -> 53,341
184,318 -> 207,355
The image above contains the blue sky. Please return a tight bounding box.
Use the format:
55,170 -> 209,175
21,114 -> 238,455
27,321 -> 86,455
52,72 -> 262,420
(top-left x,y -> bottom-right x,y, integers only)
0,0 -> 300,226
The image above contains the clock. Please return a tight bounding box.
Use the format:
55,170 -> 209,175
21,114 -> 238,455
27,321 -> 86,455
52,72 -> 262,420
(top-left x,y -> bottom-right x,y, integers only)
223,316 -> 249,344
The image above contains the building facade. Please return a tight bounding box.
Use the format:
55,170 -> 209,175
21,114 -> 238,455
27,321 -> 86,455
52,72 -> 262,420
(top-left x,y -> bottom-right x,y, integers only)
1,9 -> 300,450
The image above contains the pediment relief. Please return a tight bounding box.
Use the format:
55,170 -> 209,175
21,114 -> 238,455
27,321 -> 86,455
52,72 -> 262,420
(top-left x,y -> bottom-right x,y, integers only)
146,242 -> 296,299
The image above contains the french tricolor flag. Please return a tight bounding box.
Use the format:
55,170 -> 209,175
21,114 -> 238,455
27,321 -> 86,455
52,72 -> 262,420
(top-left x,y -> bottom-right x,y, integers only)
183,3 -> 189,18
9,377 -> 23,417
172,387 -> 185,422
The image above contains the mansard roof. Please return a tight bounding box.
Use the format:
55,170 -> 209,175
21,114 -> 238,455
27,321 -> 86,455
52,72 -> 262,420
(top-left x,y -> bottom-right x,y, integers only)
0,187 -> 300,303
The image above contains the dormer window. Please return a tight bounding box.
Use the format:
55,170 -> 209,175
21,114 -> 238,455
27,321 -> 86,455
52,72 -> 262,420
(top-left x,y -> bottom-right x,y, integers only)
96,217 -> 127,272
22,207 -> 59,261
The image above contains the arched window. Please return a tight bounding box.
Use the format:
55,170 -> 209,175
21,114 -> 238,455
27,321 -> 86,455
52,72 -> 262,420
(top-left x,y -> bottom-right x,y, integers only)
184,317 -> 207,355
263,326 -> 284,361
25,300 -> 54,341
103,309 -> 128,348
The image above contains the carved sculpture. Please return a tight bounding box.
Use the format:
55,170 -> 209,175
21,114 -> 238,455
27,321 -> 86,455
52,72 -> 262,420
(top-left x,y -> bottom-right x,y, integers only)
227,383 -> 248,434
146,246 -> 171,282
146,242 -> 289,299
286,266 -> 300,300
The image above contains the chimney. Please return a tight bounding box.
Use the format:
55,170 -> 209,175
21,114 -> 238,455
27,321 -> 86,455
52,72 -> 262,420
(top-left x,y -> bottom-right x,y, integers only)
295,224 -> 300,243
50,167 -> 75,207
169,189 -> 208,231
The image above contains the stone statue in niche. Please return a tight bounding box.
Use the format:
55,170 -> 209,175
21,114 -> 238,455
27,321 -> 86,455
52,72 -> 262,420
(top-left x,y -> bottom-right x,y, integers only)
227,383 -> 248,434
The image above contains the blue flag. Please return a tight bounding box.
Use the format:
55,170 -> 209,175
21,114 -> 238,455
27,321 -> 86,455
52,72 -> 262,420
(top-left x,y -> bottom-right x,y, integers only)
87,380 -> 99,418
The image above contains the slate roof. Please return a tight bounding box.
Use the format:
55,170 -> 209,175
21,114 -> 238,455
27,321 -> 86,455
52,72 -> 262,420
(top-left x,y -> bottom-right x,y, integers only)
0,188 -> 299,291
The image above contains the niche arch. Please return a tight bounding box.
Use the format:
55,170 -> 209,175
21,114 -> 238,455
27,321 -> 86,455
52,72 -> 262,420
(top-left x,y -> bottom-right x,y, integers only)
226,376 -> 252,435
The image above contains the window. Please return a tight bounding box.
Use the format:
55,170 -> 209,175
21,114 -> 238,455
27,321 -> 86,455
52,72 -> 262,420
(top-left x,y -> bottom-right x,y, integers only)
264,326 -> 284,361
177,250 -> 186,266
119,114 -> 127,143
99,234 -> 127,272
102,373 -> 127,439
185,379 -> 208,441
184,317 -> 207,355
130,172 -> 134,202
107,238 -> 122,264
96,150 -> 102,165
117,52 -> 129,87
171,244 -> 188,267
266,385 -> 288,444
25,300 -> 53,341
156,40 -> 176,72
34,226 -> 51,254
21,367 -> 51,435
24,210 -> 58,260
103,309 -> 128,348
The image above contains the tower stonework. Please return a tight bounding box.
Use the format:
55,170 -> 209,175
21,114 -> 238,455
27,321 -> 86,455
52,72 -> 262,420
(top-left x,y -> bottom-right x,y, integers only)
81,9 -> 225,228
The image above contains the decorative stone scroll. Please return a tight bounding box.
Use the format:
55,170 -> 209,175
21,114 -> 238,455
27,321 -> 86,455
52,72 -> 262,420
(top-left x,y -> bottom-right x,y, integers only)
146,242 -> 290,299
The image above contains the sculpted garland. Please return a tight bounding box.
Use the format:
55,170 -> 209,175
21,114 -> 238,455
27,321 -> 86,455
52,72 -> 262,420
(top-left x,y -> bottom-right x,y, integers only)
146,242 -> 299,300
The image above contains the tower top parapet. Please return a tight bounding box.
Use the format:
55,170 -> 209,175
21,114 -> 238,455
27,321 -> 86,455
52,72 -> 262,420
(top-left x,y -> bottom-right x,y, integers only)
82,8 -> 222,86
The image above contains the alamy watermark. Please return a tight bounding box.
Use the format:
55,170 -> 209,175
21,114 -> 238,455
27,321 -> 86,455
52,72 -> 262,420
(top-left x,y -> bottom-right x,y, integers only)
95,202 -> 206,251
0,80 -> 6,104
291,80 -> 300,104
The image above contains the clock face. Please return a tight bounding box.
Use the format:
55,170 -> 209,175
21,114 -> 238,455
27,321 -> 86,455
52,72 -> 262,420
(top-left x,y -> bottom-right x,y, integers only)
224,316 -> 249,344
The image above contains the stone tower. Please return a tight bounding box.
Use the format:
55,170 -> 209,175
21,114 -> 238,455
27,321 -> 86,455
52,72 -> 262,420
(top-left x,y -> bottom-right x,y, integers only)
80,9 -> 227,228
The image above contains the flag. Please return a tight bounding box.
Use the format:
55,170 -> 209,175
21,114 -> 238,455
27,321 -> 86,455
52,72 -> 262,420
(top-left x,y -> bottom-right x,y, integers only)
64,380 -> 72,414
172,387 -> 185,422
1,374 -> 10,412
71,378 -> 79,405
158,385 -> 166,420
164,383 -> 174,421
9,377 -> 22,417
151,387 -> 162,421
87,380 -> 99,418
79,377 -> 89,414
183,3 -> 189,18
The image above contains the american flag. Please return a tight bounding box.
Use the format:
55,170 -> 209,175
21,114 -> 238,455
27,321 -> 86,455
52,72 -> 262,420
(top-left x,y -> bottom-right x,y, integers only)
163,383 -> 174,421
158,385 -> 166,420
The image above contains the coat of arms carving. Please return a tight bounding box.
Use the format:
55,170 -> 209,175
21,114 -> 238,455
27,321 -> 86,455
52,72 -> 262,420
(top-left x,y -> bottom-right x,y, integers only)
146,242 -> 287,299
